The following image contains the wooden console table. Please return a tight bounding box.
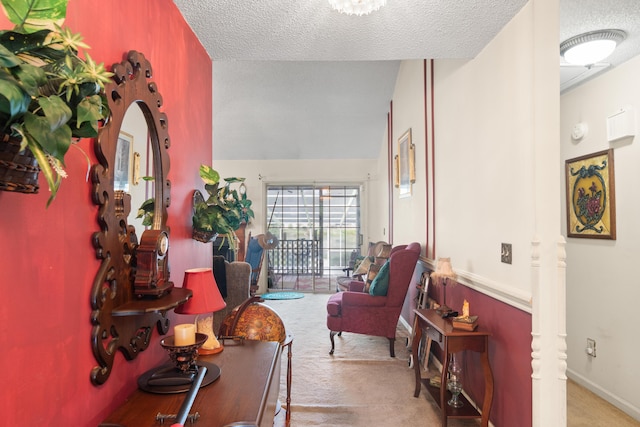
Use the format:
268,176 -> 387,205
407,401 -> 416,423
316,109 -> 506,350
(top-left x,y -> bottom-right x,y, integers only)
411,309 -> 494,427
101,340 -> 281,427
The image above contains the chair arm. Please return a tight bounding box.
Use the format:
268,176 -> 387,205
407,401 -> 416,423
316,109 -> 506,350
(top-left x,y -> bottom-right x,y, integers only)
347,281 -> 366,292
341,291 -> 387,307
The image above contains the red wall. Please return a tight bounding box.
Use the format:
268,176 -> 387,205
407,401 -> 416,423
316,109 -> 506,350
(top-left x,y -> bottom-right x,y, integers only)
0,1 -> 213,425
404,260 -> 533,427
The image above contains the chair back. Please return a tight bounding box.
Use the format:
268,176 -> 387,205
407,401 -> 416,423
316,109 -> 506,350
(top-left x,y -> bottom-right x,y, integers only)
245,235 -> 264,286
385,242 -> 421,307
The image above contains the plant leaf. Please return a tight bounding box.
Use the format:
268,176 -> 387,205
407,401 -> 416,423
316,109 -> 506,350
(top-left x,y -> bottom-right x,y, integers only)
73,94 -> 102,134
23,110 -> 71,161
199,164 -> 220,185
1,0 -> 68,33
36,94 -> 71,129
0,75 -> 30,120
25,133 -> 60,206
224,177 -> 245,183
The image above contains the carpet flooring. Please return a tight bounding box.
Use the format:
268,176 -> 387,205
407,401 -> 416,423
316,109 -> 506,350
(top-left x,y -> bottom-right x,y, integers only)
264,293 -> 480,426
266,293 -> 640,426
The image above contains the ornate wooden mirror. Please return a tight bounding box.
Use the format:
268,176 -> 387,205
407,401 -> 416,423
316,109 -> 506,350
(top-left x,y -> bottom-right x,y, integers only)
90,51 -> 191,385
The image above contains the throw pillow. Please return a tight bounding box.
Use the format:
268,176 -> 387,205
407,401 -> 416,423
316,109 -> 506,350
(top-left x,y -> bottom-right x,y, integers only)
353,256 -> 374,276
363,263 -> 381,293
377,244 -> 392,258
369,260 -> 390,296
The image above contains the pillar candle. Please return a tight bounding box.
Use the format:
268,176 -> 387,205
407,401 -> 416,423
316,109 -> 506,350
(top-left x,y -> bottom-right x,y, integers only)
174,323 -> 196,346
462,300 -> 470,318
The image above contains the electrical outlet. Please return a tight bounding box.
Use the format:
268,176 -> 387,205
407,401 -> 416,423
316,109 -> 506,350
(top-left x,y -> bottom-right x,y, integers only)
586,338 -> 596,357
501,243 -> 512,264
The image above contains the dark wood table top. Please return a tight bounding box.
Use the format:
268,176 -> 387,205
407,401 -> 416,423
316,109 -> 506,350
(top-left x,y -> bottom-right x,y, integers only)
101,340 -> 281,427
414,308 -> 490,337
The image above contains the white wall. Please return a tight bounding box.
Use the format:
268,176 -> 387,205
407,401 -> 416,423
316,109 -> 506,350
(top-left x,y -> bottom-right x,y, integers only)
368,120 -> 392,243
389,60 -> 428,248
561,54 -> 640,420
430,1 -> 564,424
432,7 -> 543,306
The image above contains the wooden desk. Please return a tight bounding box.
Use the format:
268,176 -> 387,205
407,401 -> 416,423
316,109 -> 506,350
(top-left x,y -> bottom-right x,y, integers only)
411,309 -> 494,427
101,340 -> 281,427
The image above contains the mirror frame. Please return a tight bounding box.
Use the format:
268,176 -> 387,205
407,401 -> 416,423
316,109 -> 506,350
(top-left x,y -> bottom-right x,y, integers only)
90,51 -> 185,385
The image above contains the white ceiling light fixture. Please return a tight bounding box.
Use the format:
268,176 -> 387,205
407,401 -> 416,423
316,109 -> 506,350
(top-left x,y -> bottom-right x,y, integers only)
328,0 -> 386,16
560,29 -> 626,66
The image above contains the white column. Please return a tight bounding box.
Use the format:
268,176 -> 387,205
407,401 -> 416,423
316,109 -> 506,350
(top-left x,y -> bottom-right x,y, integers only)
530,0 -> 566,425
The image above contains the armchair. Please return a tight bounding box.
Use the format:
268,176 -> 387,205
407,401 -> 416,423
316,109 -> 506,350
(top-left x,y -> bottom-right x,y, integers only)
326,242 -> 421,357
213,260 -> 251,334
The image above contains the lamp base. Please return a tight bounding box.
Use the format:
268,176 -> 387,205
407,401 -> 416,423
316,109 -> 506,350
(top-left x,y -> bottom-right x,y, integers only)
138,361 -> 221,394
198,343 -> 224,355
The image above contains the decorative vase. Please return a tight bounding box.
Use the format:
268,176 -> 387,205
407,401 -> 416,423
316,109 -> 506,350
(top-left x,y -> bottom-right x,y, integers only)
0,133 -> 40,194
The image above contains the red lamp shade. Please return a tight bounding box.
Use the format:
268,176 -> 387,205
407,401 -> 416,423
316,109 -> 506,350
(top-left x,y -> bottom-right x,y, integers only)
175,268 -> 226,314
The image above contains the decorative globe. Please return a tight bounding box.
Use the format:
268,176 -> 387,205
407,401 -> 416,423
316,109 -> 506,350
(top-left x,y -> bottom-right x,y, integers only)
219,301 -> 286,343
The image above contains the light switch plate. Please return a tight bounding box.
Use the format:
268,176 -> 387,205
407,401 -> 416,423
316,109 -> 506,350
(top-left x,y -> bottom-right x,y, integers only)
501,243 -> 512,264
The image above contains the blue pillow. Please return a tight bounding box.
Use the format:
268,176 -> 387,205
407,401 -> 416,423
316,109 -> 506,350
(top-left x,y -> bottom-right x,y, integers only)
369,260 -> 390,296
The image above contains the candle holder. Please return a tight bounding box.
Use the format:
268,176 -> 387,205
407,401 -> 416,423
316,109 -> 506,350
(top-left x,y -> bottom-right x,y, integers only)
161,333 -> 208,374
138,333 -> 221,394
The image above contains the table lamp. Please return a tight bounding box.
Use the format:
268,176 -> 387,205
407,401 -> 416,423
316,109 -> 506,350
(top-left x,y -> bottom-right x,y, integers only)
175,268 -> 227,354
431,257 -> 457,315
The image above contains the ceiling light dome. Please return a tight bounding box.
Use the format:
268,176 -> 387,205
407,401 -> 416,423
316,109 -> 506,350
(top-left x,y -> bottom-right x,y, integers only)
560,29 -> 626,66
328,0 -> 386,16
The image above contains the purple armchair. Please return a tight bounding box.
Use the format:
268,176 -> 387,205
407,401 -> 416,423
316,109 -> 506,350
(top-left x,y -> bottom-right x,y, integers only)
326,242 -> 421,357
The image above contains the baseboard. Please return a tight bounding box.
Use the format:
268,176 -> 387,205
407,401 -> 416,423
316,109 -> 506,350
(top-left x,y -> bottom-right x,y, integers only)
567,368 -> 640,421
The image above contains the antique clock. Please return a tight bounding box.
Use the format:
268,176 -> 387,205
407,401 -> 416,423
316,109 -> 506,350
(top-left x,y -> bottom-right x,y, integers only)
134,229 -> 174,298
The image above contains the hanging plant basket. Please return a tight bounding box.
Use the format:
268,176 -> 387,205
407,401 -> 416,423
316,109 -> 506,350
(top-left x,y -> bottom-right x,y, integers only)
0,133 -> 40,194
192,229 -> 218,243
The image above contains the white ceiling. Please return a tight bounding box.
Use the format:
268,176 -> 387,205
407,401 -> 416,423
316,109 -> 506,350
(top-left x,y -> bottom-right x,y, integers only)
173,0 -> 640,161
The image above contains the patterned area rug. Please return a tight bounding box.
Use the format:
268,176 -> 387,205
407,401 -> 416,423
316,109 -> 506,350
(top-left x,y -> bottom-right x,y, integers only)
260,292 -> 305,300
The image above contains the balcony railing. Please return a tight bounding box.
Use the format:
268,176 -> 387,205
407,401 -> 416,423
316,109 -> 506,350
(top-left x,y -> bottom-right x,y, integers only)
269,239 -> 321,276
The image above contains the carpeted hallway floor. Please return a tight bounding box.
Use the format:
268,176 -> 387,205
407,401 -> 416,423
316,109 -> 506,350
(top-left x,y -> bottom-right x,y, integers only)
264,292 -> 480,426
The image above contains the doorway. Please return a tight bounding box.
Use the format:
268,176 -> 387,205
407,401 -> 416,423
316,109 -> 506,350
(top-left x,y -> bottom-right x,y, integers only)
265,184 -> 362,293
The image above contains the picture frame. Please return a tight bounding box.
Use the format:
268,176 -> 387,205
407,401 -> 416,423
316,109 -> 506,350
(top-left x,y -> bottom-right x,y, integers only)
114,131 -> 134,192
565,149 -> 616,239
398,129 -> 414,198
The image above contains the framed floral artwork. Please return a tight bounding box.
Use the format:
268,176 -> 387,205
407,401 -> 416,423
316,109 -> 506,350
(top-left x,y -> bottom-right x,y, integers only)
565,149 -> 616,239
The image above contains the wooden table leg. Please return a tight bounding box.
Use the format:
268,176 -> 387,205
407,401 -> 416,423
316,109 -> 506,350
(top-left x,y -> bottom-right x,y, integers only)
412,315 -> 423,398
282,336 -> 293,427
480,337 -> 493,427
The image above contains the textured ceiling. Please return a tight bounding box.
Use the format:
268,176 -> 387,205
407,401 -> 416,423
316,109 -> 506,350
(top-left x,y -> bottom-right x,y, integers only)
174,0 -> 528,61
173,0 -> 640,160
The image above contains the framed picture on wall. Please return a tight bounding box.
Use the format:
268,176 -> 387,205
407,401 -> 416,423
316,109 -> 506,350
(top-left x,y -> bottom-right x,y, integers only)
398,129 -> 414,198
114,131 -> 134,192
565,149 -> 616,239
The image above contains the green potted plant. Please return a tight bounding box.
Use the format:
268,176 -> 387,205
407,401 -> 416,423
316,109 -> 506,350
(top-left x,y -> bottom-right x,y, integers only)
192,164 -> 254,246
0,0 -> 112,205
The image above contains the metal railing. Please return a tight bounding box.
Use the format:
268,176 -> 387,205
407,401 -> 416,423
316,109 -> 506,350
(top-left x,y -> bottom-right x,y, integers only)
269,239 -> 321,276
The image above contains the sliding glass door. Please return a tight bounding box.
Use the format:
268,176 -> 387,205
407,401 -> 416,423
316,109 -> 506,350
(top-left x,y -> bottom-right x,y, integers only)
265,185 -> 361,292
